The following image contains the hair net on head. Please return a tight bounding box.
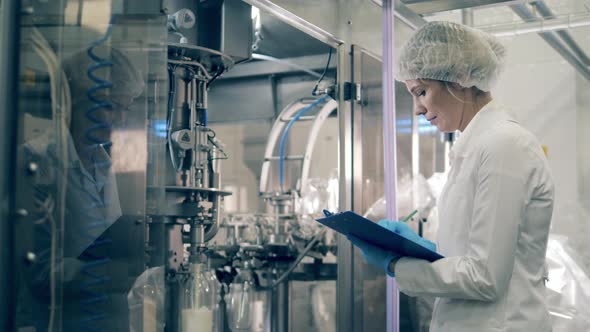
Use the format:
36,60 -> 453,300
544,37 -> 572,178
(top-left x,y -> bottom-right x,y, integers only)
109,48 -> 145,104
396,21 -> 506,92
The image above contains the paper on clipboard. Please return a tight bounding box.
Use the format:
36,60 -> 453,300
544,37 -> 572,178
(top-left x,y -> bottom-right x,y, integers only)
315,210 -> 444,262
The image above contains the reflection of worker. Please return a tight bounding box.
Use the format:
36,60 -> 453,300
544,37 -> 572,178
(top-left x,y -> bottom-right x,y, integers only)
350,21 -> 554,331
18,47 -> 144,331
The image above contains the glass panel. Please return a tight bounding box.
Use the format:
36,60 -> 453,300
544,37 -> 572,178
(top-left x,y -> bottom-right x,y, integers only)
351,47 -> 387,332
249,0 -> 416,56
14,1 -> 166,330
203,9 -> 338,332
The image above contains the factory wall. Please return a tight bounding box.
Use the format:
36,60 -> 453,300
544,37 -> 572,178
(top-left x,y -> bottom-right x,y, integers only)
494,32 -> 590,270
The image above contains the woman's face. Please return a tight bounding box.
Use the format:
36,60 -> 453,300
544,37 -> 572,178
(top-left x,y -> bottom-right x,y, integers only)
404,79 -> 465,132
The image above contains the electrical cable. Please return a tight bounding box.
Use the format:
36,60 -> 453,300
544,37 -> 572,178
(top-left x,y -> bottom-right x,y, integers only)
312,48 -> 333,95
257,227 -> 328,290
167,65 -> 182,172
30,27 -> 71,332
278,95 -> 329,192
206,67 -> 224,87
168,59 -> 212,79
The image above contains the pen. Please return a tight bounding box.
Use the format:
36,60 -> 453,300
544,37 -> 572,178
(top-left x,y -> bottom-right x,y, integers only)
402,209 -> 418,222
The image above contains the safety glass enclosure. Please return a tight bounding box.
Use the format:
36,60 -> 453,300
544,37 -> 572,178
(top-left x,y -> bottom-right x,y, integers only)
4,0 -> 349,331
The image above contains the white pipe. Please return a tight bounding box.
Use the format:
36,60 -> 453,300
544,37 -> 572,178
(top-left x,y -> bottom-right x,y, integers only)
481,13 -> 590,37
252,53 -> 323,79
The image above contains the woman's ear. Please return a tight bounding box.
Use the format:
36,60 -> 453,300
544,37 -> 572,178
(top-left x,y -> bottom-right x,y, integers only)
448,82 -> 465,91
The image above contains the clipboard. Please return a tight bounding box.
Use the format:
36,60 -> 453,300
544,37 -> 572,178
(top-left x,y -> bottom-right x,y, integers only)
315,210 -> 444,262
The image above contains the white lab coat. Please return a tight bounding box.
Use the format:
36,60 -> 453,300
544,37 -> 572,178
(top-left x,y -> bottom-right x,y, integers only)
394,100 -> 554,332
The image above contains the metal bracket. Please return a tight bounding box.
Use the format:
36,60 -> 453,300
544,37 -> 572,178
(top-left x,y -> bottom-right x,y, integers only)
343,82 -> 361,102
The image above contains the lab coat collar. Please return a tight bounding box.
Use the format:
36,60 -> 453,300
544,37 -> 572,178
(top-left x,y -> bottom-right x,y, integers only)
449,99 -> 509,160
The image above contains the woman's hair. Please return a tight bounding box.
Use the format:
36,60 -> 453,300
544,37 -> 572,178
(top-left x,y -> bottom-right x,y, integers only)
442,81 -> 488,104
417,78 -> 488,104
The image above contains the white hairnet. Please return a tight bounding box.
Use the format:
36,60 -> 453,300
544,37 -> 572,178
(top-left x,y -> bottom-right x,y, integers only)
109,48 -> 145,102
396,21 -> 506,92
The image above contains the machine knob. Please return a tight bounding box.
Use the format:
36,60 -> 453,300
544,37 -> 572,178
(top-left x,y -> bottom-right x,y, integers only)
168,9 -> 196,31
171,129 -> 194,151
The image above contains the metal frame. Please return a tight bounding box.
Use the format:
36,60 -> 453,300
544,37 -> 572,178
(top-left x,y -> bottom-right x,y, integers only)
222,54 -> 330,79
381,3 -> 400,332
241,0 -> 344,48
399,0 -> 524,15
350,44 -> 365,332
370,0 -> 427,30
532,1 -> 590,66
510,3 -> 590,81
0,0 -> 20,330
336,42 -> 355,332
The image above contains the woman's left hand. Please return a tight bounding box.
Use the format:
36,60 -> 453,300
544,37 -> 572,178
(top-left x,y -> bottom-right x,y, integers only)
348,235 -> 400,277
377,219 -> 437,252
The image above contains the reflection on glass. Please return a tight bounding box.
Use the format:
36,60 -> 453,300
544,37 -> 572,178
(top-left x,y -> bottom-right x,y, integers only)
311,282 -> 336,332
228,275 -> 253,331
297,172 -> 339,238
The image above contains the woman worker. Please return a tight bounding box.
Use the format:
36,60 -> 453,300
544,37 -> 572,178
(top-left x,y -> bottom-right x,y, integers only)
349,21 -> 555,331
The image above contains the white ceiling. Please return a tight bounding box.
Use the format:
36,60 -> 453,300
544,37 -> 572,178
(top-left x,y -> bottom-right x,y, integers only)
423,1 -> 590,64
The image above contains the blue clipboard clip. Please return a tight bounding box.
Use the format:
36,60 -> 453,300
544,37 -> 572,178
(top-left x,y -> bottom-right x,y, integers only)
322,209 -> 334,217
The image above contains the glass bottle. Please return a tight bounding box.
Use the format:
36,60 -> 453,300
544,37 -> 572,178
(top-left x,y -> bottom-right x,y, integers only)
228,271 -> 253,331
182,263 -> 214,332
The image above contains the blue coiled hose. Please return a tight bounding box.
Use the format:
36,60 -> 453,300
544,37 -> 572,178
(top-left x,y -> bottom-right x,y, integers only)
78,21 -> 114,330
278,95 -> 329,192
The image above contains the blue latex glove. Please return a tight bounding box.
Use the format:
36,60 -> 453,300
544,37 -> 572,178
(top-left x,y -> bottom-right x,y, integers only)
348,235 -> 400,277
377,219 -> 437,252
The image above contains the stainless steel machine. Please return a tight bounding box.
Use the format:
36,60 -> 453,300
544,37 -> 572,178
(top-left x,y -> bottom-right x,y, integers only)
3,0 -> 419,331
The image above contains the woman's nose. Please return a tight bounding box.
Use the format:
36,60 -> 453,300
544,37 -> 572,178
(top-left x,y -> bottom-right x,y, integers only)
414,104 -> 426,116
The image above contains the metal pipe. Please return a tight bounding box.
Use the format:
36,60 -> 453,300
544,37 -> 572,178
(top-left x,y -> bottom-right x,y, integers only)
532,1 -> 590,66
258,227 -> 327,291
204,193 -> 220,242
204,145 -> 221,242
165,278 -> 182,332
510,4 -> 590,81
270,280 -> 289,332
252,54 -> 323,79
384,1 -> 401,332
462,8 -> 474,26
0,0 -> 20,330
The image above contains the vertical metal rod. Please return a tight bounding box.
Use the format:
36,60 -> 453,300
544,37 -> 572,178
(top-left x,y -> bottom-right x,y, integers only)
0,0 -> 20,330
383,1 -> 400,332
336,44 -> 354,332
190,77 -> 196,187
270,280 -> 289,332
166,279 -> 182,332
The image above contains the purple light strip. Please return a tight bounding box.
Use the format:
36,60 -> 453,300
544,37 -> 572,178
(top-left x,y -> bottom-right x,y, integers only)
382,1 -> 400,332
